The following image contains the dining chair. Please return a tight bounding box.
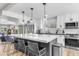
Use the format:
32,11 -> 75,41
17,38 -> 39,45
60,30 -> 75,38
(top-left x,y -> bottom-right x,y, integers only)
0,33 -> 6,42
28,41 -> 46,56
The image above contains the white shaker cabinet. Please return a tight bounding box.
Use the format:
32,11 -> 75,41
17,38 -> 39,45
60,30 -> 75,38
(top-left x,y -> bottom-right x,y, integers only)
57,35 -> 65,46
65,14 -> 79,22
57,16 -> 65,28
57,35 -> 65,56
57,14 -> 79,29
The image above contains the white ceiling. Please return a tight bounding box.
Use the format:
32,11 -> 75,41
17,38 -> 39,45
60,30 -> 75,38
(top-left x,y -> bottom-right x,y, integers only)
0,3 -> 18,25
1,3 -> 79,24
7,3 -> 79,20
0,3 -> 9,10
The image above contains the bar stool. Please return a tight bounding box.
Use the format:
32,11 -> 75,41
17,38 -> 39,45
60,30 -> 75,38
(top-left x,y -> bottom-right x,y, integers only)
28,41 -> 46,56
5,36 -> 14,42
17,40 -> 28,55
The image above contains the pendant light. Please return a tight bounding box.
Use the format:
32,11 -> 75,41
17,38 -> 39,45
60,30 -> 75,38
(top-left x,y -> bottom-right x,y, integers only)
42,3 -> 47,30
41,3 -> 47,29
43,3 -> 46,19
30,8 -> 34,21
22,11 -> 25,35
27,8 -> 34,24
22,11 -> 25,23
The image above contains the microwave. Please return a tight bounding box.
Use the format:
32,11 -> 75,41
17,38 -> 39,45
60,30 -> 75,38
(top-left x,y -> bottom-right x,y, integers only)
65,22 -> 78,29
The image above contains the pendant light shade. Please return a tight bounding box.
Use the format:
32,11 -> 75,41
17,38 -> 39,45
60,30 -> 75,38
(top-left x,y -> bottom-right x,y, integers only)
43,3 -> 46,5
31,8 -> 33,10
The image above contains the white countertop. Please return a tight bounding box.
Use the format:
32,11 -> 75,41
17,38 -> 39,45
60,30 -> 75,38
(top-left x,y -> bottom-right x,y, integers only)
10,34 -> 59,43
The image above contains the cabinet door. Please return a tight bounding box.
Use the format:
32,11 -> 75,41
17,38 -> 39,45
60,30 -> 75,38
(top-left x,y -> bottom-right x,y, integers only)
57,16 -> 65,28
57,14 -> 79,29
57,35 -> 65,46
65,14 -> 78,22
26,24 -> 34,33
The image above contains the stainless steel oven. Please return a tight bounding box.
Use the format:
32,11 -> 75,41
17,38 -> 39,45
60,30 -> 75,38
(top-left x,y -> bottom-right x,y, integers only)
65,22 -> 78,29
65,38 -> 79,47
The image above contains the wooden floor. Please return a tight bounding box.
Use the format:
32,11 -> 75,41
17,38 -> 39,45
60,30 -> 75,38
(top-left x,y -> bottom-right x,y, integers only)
0,42 -> 25,56
64,48 -> 79,56
1,41 -> 79,56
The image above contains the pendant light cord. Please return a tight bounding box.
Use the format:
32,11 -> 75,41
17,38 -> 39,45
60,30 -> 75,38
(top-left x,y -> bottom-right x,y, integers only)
31,8 -> 33,20
22,11 -> 25,22
43,3 -> 46,18
22,11 -> 25,34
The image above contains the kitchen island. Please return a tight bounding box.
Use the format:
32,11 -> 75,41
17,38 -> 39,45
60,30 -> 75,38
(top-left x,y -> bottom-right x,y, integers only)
9,34 -> 65,56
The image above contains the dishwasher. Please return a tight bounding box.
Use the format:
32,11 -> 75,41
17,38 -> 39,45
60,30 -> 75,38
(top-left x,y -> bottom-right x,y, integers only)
52,43 -> 63,56
52,39 -> 63,56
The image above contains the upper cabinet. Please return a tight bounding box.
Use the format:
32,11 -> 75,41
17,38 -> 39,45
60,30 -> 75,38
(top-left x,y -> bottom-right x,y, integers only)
57,14 -> 79,29
57,15 -> 65,28
45,16 -> 57,28
65,14 -> 79,22
40,16 -> 57,34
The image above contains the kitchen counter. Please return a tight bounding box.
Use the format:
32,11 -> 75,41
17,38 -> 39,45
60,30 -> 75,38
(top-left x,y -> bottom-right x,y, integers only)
65,36 -> 79,40
9,34 -> 79,56
39,33 -> 78,35
9,34 -> 59,43
8,34 -> 65,56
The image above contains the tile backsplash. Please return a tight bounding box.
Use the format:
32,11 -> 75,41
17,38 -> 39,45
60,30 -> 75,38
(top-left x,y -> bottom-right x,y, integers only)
40,28 -> 57,34
64,29 -> 79,34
